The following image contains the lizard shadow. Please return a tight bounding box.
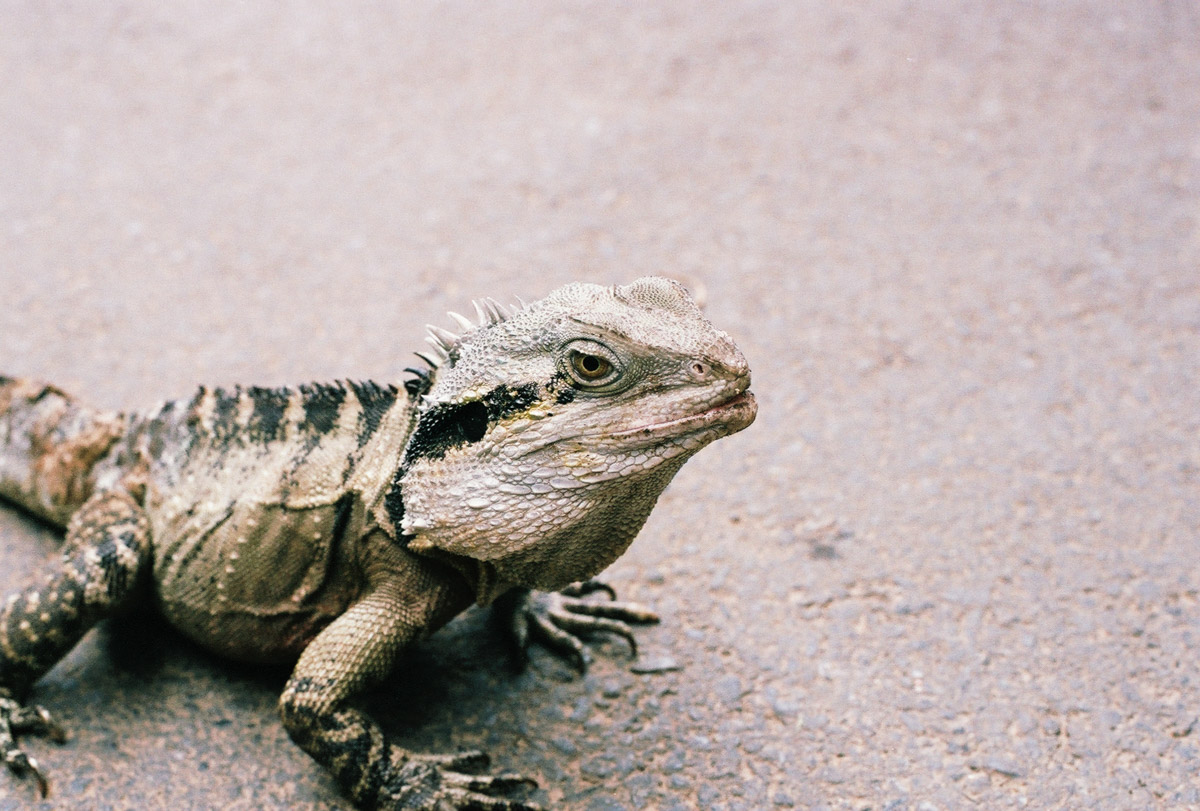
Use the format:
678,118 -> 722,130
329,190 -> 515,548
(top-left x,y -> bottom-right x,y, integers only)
371,603 -> 640,789
102,600 -> 585,738
29,596 -> 622,808
369,607 -> 568,743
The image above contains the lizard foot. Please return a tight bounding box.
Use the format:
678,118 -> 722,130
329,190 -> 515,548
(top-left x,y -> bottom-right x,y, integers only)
382,750 -> 540,811
498,580 -> 660,673
0,692 -> 66,799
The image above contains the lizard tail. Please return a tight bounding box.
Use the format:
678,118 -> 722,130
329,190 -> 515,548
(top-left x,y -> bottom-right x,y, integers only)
0,375 -> 126,528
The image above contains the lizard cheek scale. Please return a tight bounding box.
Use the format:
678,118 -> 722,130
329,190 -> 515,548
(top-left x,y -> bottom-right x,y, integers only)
0,277 -> 754,810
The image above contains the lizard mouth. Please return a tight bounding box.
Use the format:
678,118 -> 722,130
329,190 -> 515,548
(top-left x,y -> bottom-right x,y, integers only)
611,389 -> 757,442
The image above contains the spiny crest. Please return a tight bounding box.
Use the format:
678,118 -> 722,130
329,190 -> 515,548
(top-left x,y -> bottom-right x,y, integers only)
411,295 -> 527,374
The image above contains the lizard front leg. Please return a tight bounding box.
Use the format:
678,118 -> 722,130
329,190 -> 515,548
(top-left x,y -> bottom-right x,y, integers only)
496,580 -> 660,672
279,580 -> 539,811
0,489 -> 150,796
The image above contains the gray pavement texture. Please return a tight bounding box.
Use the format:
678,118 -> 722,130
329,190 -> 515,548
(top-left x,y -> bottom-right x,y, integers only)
1,2 -> 1198,810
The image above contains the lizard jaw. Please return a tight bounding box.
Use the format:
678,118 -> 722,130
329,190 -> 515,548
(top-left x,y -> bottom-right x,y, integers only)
610,389 -> 757,443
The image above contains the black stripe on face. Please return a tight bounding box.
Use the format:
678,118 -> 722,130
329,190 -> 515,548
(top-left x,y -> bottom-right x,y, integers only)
300,383 -> 346,436
402,382 -> 542,465
348,381 -> 399,448
546,371 -> 576,405
481,382 -> 540,421
404,399 -> 489,464
247,386 -> 290,442
391,381 -> 546,538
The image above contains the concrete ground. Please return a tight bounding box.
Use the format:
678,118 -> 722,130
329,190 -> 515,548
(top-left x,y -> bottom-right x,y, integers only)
2,2 -> 1198,809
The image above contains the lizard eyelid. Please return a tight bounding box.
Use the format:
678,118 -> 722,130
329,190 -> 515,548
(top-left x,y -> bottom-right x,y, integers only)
561,341 -> 624,389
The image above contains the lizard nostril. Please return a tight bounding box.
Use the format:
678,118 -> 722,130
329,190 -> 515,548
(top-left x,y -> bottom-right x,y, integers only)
689,361 -> 711,380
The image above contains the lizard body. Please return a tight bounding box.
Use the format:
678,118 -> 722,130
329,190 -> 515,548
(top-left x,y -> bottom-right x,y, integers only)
0,277 -> 756,809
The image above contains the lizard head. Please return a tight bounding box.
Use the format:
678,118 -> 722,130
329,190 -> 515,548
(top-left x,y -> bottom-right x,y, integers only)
396,277 -> 756,602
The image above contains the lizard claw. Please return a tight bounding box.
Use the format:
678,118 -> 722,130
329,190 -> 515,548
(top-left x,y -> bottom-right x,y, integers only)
560,579 -> 617,601
4,748 -> 49,800
0,692 -> 65,799
497,581 -> 660,673
381,753 -> 541,810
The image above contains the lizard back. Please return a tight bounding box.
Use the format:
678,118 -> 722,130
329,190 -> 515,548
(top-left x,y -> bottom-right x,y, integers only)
123,381 -> 415,662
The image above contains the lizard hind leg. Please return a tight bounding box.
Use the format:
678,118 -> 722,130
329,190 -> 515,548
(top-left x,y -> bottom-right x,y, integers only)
0,488 -> 150,797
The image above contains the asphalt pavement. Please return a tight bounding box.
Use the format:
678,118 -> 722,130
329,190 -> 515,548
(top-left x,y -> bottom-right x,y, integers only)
1,3 -> 1198,809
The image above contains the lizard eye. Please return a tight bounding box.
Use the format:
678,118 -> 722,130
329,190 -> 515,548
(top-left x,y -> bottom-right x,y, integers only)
571,352 -> 611,380
563,342 -> 623,388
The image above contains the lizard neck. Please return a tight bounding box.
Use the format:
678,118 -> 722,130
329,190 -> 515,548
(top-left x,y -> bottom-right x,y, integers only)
403,456 -> 688,600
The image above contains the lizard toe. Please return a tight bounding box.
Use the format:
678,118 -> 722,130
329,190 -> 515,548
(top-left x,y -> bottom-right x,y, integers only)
7,701 -> 66,743
443,769 -> 538,793
560,579 -> 617,600
409,749 -> 491,772
3,747 -> 50,799
1,693 -> 65,798
381,756 -> 538,811
498,585 -> 659,673
441,784 -> 543,810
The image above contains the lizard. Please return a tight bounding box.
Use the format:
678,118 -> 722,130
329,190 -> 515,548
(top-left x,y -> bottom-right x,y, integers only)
0,276 -> 756,810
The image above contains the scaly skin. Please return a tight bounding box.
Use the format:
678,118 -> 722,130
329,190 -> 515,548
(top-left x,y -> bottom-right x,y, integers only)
0,278 -> 756,809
